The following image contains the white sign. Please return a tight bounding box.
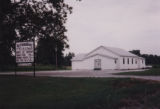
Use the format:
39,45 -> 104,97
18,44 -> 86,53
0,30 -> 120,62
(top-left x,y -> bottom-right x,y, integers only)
16,41 -> 34,63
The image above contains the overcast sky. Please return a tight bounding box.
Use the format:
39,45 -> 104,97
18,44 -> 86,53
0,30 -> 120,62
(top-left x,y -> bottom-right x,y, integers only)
65,0 -> 160,55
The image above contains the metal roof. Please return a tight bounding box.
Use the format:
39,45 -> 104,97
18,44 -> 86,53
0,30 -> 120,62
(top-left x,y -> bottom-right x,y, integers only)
103,46 -> 137,57
72,54 -> 86,61
72,46 -> 143,61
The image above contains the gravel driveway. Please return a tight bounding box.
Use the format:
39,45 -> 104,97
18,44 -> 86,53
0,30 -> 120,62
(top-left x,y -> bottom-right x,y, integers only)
1,69 -> 160,82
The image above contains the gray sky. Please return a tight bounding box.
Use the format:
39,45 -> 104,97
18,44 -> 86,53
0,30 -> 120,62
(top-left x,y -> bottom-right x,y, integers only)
65,0 -> 160,55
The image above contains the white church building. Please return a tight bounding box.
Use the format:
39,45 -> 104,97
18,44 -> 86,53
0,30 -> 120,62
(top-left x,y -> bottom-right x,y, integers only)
72,46 -> 146,70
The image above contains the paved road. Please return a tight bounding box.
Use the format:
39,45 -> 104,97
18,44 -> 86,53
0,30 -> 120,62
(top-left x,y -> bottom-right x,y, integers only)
1,69 -> 160,81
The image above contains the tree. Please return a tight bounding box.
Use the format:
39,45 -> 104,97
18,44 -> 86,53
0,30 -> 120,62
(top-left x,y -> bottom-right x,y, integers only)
0,0 -> 16,70
36,37 -> 68,66
0,0 -> 72,69
63,52 -> 75,66
129,50 -> 141,56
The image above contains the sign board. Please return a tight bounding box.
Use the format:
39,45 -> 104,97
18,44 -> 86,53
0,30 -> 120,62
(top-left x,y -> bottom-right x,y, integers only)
16,41 -> 34,63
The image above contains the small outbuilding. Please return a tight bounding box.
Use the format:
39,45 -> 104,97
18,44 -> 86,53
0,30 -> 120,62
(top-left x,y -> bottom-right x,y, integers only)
72,46 -> 146,70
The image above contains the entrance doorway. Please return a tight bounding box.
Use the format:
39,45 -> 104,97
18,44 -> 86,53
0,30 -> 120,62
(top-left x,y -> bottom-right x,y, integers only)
94,59 -> 101,70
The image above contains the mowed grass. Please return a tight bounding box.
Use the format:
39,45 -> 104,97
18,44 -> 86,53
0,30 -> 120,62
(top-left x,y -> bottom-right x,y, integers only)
1,76 -> 160,109
0,65 -> 71,72
115,68 -> 160,76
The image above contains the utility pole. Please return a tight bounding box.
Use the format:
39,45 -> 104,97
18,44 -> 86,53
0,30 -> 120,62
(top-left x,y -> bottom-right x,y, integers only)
55,44 -> 58,70
33,37 -> 36,77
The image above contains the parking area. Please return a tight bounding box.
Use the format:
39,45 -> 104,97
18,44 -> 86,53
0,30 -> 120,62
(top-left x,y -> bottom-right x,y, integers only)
0,69 -> 145,77
1,69 -> 160,82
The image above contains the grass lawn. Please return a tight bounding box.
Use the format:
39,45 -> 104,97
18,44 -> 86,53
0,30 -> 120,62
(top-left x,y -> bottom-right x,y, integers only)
115,68 -> 160,76
0,65 -> 71,72
0,76 -> 160,109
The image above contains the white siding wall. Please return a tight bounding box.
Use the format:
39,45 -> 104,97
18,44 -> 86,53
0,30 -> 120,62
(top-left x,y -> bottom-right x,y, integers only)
72,56 -> 146,70
72,46 -> 146,70
120,57 -> 137,69
118,57 -> 145,69
101,56 -> 117,69
72,61 -> 86,70
138,59 -> 146,68
72,55 -> 116,70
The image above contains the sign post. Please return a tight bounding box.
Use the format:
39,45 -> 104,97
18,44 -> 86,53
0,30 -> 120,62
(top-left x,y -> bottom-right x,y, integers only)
15,41 -> 35,77
33,39 -> 35,77
15,49 -> 17,77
